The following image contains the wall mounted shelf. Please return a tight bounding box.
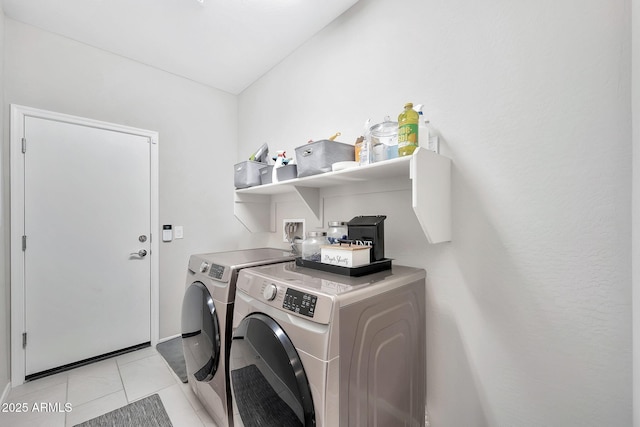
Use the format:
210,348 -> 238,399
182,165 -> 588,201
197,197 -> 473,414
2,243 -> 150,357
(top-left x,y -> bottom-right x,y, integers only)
234,147 -> 451,243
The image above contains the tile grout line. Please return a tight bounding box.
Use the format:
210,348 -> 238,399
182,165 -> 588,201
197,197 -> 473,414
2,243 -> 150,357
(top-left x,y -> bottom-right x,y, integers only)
115,359 -> 130,404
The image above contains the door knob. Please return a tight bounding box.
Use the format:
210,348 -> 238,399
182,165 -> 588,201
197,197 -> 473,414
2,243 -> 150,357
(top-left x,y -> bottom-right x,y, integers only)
130,249 -> 148,257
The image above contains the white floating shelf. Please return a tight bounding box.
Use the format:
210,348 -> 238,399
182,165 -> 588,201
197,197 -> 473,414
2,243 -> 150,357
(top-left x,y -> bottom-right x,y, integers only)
234,147 -> 451,243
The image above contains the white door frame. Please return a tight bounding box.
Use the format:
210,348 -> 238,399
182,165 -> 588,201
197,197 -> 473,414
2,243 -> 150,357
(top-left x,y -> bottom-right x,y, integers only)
9,104 -> 160,386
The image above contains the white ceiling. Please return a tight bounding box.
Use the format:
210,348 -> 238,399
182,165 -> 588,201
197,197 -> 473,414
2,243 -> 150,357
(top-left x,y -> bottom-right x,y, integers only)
1,0 -> 359,94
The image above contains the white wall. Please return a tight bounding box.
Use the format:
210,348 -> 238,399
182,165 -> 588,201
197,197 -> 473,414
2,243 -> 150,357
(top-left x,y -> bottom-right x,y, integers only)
633,0 -> 639,424
238,0 -> 632,425
3,18 -> 243,342
0,5 -> 8,398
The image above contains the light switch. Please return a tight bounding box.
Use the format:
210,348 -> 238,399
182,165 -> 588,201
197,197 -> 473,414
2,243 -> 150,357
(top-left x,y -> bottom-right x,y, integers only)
174,225 -> 184,239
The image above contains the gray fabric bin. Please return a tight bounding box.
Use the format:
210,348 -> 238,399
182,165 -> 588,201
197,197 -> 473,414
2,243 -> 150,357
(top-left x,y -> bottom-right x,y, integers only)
234,160 -> 267,188
295,140 -> 355,178
260,165 -> 273,185
276,164 -> 297,182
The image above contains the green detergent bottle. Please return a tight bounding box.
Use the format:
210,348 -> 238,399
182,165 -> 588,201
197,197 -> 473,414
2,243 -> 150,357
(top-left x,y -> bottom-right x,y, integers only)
398,102 -> 419,156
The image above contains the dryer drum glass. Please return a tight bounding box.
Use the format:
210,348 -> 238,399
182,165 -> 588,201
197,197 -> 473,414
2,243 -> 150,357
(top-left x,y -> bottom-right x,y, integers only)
230,314 -> 315,426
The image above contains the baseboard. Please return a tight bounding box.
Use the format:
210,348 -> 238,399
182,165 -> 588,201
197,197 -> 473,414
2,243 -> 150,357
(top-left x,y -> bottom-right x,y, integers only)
1,380 -> 10,404
157,333 -> 181,344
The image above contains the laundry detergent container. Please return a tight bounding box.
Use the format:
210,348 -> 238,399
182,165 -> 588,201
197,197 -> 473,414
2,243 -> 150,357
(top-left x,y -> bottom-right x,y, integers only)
295,140 -> 355,178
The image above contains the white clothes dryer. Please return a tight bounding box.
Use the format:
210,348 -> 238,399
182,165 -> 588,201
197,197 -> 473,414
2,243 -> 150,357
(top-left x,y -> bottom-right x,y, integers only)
181,248 -> 296,427
229,262 -> 426,427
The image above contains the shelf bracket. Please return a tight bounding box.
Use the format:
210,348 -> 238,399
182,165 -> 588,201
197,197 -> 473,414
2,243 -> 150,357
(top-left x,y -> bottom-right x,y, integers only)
410,147 -> 451,243
234,192 -> 272,232
292,185 -> 322,223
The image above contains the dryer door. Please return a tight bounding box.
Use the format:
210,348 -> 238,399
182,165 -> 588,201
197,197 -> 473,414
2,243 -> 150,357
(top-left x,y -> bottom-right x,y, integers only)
230,313 -> 315,427
181,281 -> 221,382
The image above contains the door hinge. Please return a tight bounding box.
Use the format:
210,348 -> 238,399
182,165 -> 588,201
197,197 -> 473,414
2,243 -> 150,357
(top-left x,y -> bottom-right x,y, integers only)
22,235 -> 27,251
22,332 -> 27,348
21,137 -> 26,153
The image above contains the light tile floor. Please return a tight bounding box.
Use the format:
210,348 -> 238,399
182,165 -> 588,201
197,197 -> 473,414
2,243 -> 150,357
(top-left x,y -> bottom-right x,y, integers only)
0,346 -> 218,427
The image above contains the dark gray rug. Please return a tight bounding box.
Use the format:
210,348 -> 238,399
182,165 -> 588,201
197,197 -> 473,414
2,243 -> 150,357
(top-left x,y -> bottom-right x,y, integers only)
73,394 -> 172,427
156,337 -> 187,383
231,364 -> 301,427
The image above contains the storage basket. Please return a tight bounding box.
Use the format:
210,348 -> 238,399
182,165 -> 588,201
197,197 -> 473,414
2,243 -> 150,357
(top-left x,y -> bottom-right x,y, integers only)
260,165 -> 273,185
276,164 -> 298,182
234,161 -> 267,189
295,140 -> 355,178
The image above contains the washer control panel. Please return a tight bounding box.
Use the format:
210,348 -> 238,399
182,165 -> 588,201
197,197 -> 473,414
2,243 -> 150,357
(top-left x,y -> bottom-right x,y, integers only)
283,288 -> 318,318
236,273 -> 332,324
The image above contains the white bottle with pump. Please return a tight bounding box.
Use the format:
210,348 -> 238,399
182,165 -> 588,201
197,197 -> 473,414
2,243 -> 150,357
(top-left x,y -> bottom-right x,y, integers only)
414,104 -> 428,151
414,104 -> 440,153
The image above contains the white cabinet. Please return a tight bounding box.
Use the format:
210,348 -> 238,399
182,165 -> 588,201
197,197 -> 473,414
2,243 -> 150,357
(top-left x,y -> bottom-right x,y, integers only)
234,147 -> 451,244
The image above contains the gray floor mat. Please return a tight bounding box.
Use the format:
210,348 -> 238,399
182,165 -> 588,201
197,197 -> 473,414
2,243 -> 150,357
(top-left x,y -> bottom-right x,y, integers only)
74,393 -> 172,427
231,364 -> 302,427
156,337 -> 187,383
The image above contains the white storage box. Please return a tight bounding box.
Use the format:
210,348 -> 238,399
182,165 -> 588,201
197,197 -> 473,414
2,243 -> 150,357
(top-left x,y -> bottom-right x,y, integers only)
321,244 -> 371,268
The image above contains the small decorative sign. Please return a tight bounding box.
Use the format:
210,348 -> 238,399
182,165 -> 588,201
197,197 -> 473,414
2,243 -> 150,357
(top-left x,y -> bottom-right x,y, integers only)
321,244 -> 371,268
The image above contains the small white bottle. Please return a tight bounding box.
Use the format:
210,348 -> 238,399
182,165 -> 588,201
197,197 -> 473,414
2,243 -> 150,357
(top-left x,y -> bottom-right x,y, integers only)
425,121 -> 440,153
359,136 -> 371,166
359,119 -> 372,166
415,105 -> 428,152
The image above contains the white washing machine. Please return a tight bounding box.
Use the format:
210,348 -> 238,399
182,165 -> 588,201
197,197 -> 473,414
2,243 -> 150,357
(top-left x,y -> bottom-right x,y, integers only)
229,262 -> 426,427
181,248 -> 297,427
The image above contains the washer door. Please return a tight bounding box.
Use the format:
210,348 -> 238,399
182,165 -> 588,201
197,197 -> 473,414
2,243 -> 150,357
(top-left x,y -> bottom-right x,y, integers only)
230,313 -> 315,427
181,281 -> 221,382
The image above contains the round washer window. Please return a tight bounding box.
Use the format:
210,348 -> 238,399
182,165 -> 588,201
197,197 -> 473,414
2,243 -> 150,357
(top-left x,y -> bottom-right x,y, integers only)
230,313 -> 315,427
181,281 -> 221,382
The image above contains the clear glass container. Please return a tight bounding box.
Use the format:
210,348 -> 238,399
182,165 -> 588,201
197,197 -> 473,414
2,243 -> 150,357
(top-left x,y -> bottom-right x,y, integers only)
301,231 -> 329,262
370,116 -> 398,162
327,221 -> 348,244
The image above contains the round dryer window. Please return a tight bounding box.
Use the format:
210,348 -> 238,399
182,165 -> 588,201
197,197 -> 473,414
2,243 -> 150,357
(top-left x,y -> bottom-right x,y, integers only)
230,313 -> 315,427
181,281 -> 221,382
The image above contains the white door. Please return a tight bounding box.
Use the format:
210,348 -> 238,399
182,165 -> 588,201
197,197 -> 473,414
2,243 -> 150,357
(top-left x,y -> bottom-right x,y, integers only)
20,114 -> 153,376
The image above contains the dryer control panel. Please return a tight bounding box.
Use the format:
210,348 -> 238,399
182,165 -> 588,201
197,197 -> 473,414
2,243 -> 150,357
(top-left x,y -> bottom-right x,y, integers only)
188,255 -> 231,283
283,288 -> 318,318
208,263 -> 225,280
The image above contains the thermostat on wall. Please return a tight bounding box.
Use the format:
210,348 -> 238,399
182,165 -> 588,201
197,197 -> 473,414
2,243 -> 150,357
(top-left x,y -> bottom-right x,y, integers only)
162,225 -> 172,242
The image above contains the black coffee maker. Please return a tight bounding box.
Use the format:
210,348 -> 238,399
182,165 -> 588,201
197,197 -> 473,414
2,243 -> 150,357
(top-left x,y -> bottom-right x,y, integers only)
347,215 -> 387,262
